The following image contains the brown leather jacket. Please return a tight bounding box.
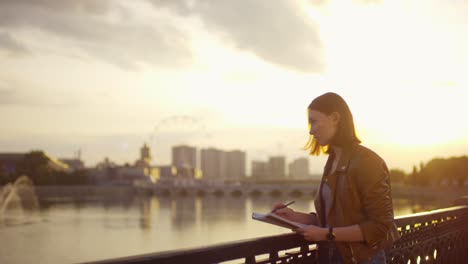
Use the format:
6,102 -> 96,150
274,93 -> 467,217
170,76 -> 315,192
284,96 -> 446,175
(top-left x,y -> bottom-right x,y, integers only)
313,143 -> 400,263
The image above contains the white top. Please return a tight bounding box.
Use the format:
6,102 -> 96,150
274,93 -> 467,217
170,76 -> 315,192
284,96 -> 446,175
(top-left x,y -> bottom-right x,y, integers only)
321,182 -> 331,227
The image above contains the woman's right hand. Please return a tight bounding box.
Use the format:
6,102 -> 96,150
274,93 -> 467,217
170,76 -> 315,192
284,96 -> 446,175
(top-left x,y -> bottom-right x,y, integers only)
271,203 -> 297,221
271,203 -> 317,225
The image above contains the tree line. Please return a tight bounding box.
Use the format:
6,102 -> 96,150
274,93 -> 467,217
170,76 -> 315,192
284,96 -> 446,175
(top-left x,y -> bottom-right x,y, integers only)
0,151 -> 90,186
390,156 -> 468,186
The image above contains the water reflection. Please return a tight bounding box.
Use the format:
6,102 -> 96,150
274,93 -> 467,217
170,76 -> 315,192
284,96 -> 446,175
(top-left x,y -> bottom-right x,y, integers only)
139,196 -> 158,229
171,196 -> 197,230
393,197 -> 445,216
118,193 -> 442,232
200,195 -> 246,225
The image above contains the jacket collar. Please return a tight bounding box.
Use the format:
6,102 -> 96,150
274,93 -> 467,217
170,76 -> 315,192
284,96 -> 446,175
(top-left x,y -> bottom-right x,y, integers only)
329,143 -> 356,173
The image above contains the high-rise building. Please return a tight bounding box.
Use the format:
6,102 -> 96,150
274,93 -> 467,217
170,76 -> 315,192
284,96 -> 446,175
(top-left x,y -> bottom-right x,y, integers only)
225,150 -> 246,180
172,145 -> 197,169
268,156 -> 286,179
251,161 -> 268,178
289,157 -> 310,179
200,148 -> 226,179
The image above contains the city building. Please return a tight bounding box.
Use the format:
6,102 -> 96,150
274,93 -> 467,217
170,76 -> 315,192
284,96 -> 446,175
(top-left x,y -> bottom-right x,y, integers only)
112,166 -> 159,185
135,143 -> 152,168
90,144 -> 159,185
158,165 -> 178,180
288,157 -> 310,179
199,148 -> 246,181
200,148 -> 226,180
225,150 -> 246,180
251,161 -> 268,179
268,156 -> 286,179
172,145 -> 197,169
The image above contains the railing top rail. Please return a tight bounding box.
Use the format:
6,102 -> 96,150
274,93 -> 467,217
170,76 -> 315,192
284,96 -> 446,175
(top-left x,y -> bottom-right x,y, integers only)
394,205 -> 468,220
87,233 -> 311,264
394,205 -> 468,226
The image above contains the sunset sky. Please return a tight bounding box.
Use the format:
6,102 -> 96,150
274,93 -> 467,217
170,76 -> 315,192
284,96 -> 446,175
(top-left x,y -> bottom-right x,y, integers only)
1,0 -> 467,175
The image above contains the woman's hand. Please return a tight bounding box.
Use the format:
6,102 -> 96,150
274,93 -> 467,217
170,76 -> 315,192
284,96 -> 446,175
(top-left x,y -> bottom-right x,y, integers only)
271,203 -> 297,221
295,225 -> 327,241
271,203 -> 318,225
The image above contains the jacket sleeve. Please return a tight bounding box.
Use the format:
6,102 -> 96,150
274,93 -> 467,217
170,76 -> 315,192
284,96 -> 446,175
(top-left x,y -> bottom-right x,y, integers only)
309,212 -> 319,225
354,153 -> 395,247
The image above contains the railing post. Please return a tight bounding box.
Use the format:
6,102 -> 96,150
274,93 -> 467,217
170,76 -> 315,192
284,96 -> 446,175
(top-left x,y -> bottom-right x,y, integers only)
269,251 -> 279,262
245,255 -> 255,264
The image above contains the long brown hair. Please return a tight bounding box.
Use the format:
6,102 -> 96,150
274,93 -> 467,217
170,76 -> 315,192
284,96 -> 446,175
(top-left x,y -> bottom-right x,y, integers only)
303,92 -> 361,156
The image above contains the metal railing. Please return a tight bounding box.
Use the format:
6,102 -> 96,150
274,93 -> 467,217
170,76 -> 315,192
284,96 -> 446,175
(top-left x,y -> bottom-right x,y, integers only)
88,202 -> 468,264
388,205 -> 468,263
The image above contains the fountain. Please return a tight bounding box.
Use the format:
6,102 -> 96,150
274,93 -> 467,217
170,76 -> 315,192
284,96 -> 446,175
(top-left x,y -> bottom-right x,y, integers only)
0,175 -> 40,226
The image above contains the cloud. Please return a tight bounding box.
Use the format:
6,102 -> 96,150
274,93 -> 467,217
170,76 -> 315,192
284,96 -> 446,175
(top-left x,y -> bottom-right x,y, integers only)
0,1 -> 192,69
150,0 -> 324,73
0,0 -> 110,14
0,32 -> 28,55
0,88 -> 57,107
0,80 -> 78,107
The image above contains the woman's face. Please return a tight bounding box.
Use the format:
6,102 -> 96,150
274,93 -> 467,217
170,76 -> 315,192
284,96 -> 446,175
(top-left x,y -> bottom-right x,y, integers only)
308,109 -> 339,146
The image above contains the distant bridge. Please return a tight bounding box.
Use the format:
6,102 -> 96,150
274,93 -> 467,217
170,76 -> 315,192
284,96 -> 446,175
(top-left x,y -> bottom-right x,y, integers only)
135,180 -> 319,197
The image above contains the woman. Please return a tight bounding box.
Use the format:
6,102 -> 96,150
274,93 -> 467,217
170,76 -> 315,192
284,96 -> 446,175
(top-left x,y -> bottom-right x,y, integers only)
272,92 -> 400,264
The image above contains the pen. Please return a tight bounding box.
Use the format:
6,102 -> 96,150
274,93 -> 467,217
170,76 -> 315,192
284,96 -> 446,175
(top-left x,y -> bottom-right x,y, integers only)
272,201 -> 295,213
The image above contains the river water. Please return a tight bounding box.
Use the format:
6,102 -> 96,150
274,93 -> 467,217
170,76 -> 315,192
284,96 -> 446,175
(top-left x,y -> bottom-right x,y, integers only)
0,190 -> 448,264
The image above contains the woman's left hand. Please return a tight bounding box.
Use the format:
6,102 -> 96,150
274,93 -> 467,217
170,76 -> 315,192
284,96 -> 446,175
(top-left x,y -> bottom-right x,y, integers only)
295,225 -> 327,241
